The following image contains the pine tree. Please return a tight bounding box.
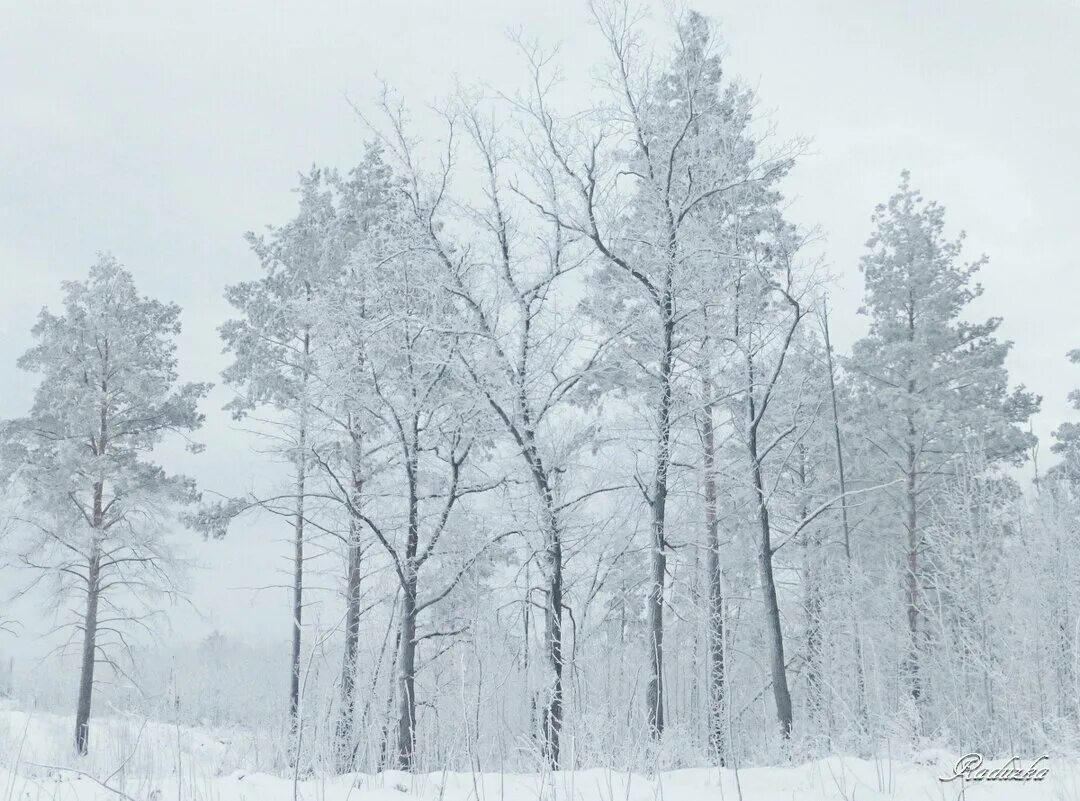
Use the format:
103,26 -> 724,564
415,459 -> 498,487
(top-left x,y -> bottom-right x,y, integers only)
850,172 -> 1037,711
1,255 -> 208,754
221,167 -> 339,742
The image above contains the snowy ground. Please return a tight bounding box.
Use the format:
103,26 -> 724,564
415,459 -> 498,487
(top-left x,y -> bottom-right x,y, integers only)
2,707 -> 1076,800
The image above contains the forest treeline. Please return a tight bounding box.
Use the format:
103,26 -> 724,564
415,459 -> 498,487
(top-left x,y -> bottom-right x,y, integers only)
2,4 -> 1078,774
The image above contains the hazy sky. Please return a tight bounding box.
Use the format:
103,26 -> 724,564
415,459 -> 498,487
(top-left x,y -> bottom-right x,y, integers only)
1,0 -> 1078,659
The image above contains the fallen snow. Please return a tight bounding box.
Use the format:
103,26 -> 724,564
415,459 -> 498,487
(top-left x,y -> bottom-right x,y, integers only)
6,758 -> 1080,801
2,706 -> 1076,800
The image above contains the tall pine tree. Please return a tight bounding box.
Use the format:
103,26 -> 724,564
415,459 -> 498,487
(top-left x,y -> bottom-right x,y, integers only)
1,256 -> 208,754
850,173 -> 1037,713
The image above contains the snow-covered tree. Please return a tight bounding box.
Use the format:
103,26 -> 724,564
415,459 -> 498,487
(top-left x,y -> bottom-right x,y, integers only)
1,255 -> 208,754
221,167 -> 340,738
380,95 -> 615,767
520,4 -> 799,741
849,172 -> 1038,714
1049,349 -> 1080,482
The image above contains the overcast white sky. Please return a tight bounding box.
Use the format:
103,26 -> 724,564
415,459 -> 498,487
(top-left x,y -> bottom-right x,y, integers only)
1,0 -> 1078,660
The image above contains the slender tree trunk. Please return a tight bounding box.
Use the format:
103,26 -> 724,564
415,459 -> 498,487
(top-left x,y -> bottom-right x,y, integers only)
395,424 -> 421,771
335,421 -> 365,772
75,391 -> 110,756
379,626 -> 402,768
290,332 -> 310,741
289,426 -> 306,739
541,506 -> 563,768
904,426 -> 921,704
799,484 -> 825,733
753,460 -> 793,737
746,356 -> 794,737
395,576 -> 418,770
700,382 -> 725,763
335,515 -> 363,771
903,296 -> 922,707
794,452 -> 824,726
802,534 -> 823,720
646,309 -> 675,740
521,439 -> 564,768
821,303 -> 868,729
74,541 -> 101,755
524,560 -> 535,743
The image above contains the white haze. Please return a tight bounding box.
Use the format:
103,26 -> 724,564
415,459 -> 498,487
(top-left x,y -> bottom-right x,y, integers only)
1,0 -> 1077,664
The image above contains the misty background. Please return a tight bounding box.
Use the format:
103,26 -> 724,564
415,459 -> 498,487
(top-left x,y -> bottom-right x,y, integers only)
1,0 -> 1077,665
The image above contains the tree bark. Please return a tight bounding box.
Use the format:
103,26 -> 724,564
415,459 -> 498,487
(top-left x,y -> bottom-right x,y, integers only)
521,439 -> 564,768
746,354 -> 794,737
75,383 -> 110,755
646,307 -> 675,740
395,419 -> 421,771
289,427 -> 306,739
395,577 -> 418,770
541,505 -> 564,768
74,542 -> 101,755
753,462 -> 793,737
290,330 -> 310,741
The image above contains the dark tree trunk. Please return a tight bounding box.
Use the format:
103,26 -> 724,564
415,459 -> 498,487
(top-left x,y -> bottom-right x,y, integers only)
395,423 -> 421,771
74,470 -> 106,759
395,578 -> 418,770
522,437 -> 564,768
753,463 -> 793,737
76,394 -> 110,756
74,543 -> 101,756
541,507 -> 563,768
646,308 -> 675,740
747,356 -> 793,738
290,333 -> 310,741
289,430 -> 306,739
